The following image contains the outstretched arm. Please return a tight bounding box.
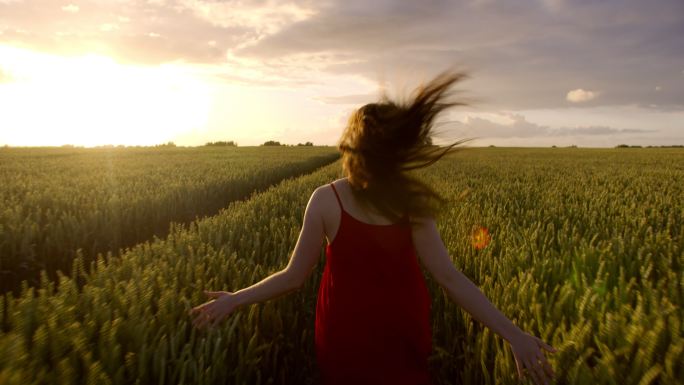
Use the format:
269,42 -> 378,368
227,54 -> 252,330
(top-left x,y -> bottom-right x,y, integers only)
190,187 -> 326,329
412,218 -> 522,340
411,217 -> 556,385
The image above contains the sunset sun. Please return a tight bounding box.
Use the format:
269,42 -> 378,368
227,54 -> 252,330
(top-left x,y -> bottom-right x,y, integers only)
0,45 -> 211,146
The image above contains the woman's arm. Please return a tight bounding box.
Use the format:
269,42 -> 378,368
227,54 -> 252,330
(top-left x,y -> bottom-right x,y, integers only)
411,217 -> 556,385
411,217 -> 522,340
232,186 -> 327,306
190,187 -> 327,329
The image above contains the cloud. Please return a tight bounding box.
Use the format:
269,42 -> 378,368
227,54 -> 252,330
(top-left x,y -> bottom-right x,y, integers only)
313,93 -> 377,105
0,0 -> 682,111
454,113 -> 548,138
178,0 -> 316,40
61,4 -> 79,13
0,0 -> 266,65
448,112 -> 652,139
566,88 -> 598,103
233,0 -> 684,110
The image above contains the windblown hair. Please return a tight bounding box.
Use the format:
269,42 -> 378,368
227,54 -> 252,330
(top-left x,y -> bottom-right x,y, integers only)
337,70 -> 471,225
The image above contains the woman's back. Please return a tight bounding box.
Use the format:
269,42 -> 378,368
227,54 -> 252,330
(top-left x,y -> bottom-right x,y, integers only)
315,178 -> 432,385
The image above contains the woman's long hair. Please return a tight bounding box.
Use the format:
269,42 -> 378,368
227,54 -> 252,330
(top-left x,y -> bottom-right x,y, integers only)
337,70 -> 471,224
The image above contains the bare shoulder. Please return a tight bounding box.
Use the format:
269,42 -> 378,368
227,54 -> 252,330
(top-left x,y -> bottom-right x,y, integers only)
312,178 -> 347,200
311,180 -> 340,199
308,180 -> 343,211
330,177 -> 348,189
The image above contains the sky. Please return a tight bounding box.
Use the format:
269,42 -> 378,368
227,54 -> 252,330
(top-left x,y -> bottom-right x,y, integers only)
0,0 -> 682,147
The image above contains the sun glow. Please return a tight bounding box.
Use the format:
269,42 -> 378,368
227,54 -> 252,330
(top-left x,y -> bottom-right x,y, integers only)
0,45 -> 212,146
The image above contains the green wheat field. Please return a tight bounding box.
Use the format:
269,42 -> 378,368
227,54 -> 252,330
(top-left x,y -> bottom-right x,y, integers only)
0,147 -> 682,385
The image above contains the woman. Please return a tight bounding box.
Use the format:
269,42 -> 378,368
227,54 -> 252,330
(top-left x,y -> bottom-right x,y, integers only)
190,71 -> 556,385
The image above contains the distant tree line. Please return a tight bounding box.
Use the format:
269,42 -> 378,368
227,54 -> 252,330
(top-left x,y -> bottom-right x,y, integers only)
616,144 -> 683,148
155,142 -> 177,148
261,141 -> 315,146
205,141 -> 238,147
2,141 -> 325,148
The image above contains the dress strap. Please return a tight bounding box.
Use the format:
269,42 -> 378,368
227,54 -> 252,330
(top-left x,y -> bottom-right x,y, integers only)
330,183 -> 343,210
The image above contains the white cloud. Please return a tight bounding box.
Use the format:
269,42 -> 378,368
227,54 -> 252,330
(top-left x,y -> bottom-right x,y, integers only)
61,4 -> 79,13
566,88 -> 598,103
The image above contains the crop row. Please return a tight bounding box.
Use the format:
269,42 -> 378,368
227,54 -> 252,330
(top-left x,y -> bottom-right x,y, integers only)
0,146 -> 339,293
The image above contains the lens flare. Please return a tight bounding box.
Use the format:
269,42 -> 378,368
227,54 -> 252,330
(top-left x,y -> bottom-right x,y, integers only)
471,226 -> 491,250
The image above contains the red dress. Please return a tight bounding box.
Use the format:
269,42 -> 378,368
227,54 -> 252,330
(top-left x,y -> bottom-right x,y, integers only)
315,183 -> 432,385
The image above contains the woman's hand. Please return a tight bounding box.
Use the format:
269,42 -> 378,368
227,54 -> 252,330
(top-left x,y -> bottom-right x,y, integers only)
189,291 -> 239,330
507,331 -> 557,385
